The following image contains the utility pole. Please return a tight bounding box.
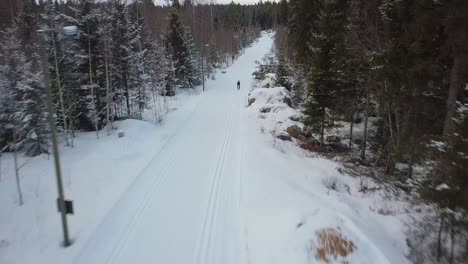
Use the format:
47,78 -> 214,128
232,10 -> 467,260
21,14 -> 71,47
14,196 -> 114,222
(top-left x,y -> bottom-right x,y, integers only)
37,26 -> 78,248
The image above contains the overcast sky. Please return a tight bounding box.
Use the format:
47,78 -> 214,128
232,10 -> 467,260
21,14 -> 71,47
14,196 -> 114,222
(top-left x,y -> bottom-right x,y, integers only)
216,0 -> 260,3
155,0 -> 266,5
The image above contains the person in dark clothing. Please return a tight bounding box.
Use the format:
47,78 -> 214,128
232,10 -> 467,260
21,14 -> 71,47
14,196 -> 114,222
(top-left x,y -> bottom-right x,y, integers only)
237,80 -> 240,90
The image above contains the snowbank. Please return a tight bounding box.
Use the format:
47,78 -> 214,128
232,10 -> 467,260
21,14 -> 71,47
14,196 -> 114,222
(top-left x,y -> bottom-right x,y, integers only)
247,86 -> 302,135
244,79 -> 410,264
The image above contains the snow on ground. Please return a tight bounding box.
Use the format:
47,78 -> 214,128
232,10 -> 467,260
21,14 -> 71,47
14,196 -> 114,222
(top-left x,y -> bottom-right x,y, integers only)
248,86 -> 301,133
0,90 -> 203,264
1,32 -> 410,264
244,70 -> 411,263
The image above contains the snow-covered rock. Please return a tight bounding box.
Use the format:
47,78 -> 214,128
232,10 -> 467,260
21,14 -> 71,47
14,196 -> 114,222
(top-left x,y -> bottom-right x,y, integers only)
247,87 -> 302,134
276,131 -> 292,141
435,183 -> 450,191
286,125 -> 302,138
259,73 -> 277,88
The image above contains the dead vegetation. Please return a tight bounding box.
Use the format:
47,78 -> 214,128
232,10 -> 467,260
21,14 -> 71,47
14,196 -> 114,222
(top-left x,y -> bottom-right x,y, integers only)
311,228 -> 357,263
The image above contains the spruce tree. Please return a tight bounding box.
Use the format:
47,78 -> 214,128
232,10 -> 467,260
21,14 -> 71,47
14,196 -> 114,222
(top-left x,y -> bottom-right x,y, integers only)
302,0 -> 351,146
164,0 -> 200,89
15,0 -> 41,68
287,0 -> 319,66
43,0 -> 78,146
110,0 -> 131,117
0,26 -> 22,148
67,0 -> 103,130
275,51 -> 292,91
17,72 -> 49,157
1,23 -> 49,156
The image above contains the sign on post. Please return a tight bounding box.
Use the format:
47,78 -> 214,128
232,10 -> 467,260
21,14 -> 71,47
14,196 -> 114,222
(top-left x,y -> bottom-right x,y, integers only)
57,199 -> 74,215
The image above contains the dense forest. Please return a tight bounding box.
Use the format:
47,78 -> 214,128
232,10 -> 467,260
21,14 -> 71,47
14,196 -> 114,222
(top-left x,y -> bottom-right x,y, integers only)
0,0 -> 280,153
274,0 -> 467,263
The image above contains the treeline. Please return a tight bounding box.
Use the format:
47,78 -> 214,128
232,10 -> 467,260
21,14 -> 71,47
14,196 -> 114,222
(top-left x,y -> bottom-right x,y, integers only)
278,0 -> 467,262
0,0 -> 280,156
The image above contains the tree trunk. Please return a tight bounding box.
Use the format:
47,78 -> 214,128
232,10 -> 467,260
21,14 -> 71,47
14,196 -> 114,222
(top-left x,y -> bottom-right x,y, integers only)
349,111 -> 355,149
104,38 -> 112,136
12,128 -> 23,206
437,212 -> 444,261
320,108 -> 325,147
87,24 -> 99,139
109,49 -> 115,125
386,108 -> 396,175
449,214 -> 455,264
443,56 -> 462,137
124,70 -> 131,118
136,1 -> 145,121
361,84 -> 370,160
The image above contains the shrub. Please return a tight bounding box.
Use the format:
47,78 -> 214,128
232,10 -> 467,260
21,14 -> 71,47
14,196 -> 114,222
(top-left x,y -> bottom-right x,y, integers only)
311,228 -> 357,263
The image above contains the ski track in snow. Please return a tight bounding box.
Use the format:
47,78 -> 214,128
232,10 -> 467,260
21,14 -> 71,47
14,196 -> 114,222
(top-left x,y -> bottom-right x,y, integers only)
73,33 -> 274,264
103,111 -> 200,264
194,100 -> 234,264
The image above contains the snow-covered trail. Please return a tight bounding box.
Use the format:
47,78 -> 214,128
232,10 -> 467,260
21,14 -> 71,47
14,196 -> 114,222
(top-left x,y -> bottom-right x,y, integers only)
74,34 -> 273,264
0,32 -> 409,264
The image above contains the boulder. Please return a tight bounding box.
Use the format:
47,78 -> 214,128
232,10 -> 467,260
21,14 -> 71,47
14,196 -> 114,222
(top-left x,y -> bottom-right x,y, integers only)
248,97 -> 256,106
300,141 -> 317,151
299,137 -> 320,151
326,135 -> 341,144
283,97 -> 293,108
260,106 -> 272,113
276,132 -> 292,141
286,125 -> 302,138
395,163 -> 410,177
289,115 -> 301,122
328,143 -> 349,152
296,134 -> 308,142
308,136 -> 321,145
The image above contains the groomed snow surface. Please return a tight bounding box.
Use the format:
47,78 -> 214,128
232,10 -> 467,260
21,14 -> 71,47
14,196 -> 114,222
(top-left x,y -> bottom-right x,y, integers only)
0,32 -> 410,264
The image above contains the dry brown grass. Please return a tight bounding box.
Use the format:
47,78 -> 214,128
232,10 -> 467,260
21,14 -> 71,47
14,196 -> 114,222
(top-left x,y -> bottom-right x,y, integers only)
311,228 -> 357,263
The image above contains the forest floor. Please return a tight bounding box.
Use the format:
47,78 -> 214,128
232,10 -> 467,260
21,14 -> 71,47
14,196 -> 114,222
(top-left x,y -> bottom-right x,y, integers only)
0,32 -> 410,264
